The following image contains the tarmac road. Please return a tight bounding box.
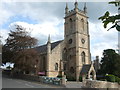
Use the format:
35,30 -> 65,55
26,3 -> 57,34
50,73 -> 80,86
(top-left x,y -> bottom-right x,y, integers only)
2,75 -> 62,88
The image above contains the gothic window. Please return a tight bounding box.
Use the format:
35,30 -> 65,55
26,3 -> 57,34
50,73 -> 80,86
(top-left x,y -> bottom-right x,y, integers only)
69,18 -> 73,29
70,67 -> 74,73
87,21 -> 89,33
63,48 -> 67,53
69,55 -> 72,60
81,18 -> 84,31
63,48 -> 67,60
64,64 -> 66,71
81,51 -> 85,64
43,56 -> 46,71
55,63 -> 58,71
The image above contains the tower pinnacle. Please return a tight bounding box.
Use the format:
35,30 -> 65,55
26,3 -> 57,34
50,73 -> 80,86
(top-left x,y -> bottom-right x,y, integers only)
74,1 -> 78,9
74,1 -> 78,11
47,34 -> 51,43
65,2 -> 69,14
84,3 -> 87,14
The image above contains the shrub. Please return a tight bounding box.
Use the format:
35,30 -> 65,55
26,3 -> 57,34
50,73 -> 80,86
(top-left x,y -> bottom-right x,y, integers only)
105,74 -> 115,82
96,75 -> 106,80
66,75 -> 76,81
57,75 -> 62,78
79,76 -> 82,82
115,76 -> 120,84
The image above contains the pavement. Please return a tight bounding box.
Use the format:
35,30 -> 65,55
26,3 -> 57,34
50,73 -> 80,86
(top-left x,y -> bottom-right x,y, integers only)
2,75 -> 64,88
66,81 -> 83,88
2,76 -> 83,88
1,71 -> 83,88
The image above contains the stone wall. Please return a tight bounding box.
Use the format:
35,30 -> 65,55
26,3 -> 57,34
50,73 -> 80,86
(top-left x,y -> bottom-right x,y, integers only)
10,73 -> 66,86
83,79 -> 120,88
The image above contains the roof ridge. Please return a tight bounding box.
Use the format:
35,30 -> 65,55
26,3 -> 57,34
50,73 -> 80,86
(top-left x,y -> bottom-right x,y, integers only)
37,40 -> 63,48
35,40 -> 63,54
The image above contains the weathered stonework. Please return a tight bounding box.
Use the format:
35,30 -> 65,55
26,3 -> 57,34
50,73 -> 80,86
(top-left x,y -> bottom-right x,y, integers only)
83,79 -> 120,88
35,2 -> 96,81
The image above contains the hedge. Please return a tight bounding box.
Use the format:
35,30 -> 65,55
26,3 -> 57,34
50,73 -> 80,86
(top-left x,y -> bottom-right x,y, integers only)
79,76 -> 82,82
105,74 -> 120,84
66,75 -> 76,81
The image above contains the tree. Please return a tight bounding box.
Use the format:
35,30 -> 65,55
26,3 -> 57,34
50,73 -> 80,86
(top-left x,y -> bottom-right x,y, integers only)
2,24 -> 39,74
14,49 -> 39,74
5,25 -> 37,52
99,1 -> 120,31
99,49 -> 120,77
2,46 -> 14,63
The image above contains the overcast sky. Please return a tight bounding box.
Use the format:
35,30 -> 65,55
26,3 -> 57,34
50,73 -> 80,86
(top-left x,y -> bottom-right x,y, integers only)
0,1 -> 119,60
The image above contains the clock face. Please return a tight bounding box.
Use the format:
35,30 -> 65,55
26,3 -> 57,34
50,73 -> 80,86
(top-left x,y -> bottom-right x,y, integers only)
81,38 -> 85,44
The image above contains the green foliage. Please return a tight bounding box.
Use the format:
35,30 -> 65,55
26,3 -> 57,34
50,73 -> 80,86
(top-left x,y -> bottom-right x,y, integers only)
57,75 -> 62,78
79,76 -> 82,82
2,24 -> 39,74
115,76 -> 120,84
99,49 -> 120,78
66,75 -> 76,81
99,1 -> 120,31
105,74 -> 115,82
105,74 -> 120,84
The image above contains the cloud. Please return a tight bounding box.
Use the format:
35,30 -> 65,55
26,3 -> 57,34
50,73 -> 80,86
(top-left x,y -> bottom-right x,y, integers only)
0,29 -> 9,44
0,2 -> 13,26
8,20 -> 64,45
0,2 -> 117,27
87,2 -> 118,22
0,2 -> 65,25
89,22 -> 118,60
2,20 -> 118,61
0,2 -> 118,60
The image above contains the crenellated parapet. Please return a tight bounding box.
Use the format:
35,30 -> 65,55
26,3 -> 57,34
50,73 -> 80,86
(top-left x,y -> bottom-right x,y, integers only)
65,2 -> 87,18
65,9 -> 86,18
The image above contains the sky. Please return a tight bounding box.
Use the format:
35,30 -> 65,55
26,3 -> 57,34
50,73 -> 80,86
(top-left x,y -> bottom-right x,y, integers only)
0,1 -> 119,61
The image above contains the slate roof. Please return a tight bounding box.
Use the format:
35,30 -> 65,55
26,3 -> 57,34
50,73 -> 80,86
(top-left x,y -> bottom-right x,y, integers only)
35,40 -> 63,54
80,64 -> 91,75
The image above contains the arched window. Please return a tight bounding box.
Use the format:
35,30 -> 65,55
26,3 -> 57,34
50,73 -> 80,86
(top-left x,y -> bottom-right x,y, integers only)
70,67 -> 74,73
63,48 -> 67,61
81,18 -> 84,31
69,18 -> 73,29
81,51 -> 85,64
55,63 -> 58,71
63,48 -> 67,53
42,56 -> 46,71
64,64 -> 66,71
69,55 -> 72,60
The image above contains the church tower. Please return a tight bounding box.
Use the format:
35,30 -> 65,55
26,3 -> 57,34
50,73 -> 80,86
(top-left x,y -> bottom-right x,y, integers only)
64,2 -> 91,81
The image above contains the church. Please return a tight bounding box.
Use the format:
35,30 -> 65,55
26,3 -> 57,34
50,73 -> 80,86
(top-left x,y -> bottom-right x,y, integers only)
35,2 -> 96,81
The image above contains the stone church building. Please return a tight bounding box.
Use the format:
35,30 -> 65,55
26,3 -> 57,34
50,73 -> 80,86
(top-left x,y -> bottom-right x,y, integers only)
35,2 -> 96,81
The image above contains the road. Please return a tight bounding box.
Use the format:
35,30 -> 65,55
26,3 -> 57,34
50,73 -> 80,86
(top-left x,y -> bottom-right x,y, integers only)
1,70 -> 82,88
2,76 -> 83,88
2,76 -> 62,88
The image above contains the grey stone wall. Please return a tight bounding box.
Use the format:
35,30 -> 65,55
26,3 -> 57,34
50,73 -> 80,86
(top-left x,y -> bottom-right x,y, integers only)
11,73 -> 66,86
83,79 -> 120,88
